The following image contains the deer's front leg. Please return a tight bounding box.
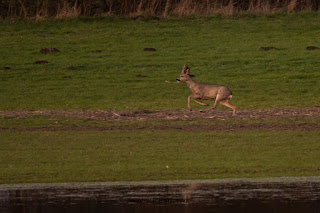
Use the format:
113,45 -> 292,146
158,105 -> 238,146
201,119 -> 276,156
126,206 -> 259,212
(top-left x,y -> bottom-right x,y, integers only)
188,94 -> 201,111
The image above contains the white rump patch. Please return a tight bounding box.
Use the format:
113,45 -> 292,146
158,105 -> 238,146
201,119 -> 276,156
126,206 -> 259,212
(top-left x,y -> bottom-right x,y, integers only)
228,95 -> 232,99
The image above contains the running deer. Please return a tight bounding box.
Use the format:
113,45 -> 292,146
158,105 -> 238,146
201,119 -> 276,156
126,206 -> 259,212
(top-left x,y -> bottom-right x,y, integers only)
176,64 -> 236,116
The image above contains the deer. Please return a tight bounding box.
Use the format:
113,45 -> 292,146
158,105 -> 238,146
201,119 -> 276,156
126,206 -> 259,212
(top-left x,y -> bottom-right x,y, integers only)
176,64 -> 236,116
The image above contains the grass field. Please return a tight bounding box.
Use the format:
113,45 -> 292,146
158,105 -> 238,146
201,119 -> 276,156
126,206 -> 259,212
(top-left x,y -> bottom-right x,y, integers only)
1,13 -> 320,110
1,13 -> 320,184
1,130 -> 320,184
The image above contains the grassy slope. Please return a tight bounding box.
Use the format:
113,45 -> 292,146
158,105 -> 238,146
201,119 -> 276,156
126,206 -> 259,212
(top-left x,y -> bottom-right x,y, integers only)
1,14 -> 320,184
1,13 -> 320,110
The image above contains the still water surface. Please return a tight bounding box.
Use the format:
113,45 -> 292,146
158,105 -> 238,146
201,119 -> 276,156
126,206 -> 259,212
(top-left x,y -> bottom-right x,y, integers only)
1,177 -> 320,213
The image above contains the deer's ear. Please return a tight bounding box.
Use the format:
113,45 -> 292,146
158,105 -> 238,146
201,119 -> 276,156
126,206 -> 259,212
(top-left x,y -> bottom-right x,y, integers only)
182,64 -> 187,73
185,68 -> 190,75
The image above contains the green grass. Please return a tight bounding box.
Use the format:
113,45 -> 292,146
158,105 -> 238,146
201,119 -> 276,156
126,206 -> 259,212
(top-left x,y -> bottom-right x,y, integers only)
1,13 -> 320,110
1,130 -> 319,184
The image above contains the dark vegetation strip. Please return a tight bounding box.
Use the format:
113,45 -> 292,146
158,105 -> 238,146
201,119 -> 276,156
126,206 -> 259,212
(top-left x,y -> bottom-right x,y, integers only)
1,123 -> 320,131
1,0 -> 320,19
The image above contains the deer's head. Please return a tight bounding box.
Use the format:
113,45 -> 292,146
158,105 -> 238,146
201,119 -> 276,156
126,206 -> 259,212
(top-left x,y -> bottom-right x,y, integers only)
176,64 -> 194,83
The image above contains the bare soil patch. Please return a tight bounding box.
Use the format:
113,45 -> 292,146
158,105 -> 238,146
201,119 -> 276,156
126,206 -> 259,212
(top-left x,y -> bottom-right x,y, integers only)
1,108 -> 320,131
3,123 -> 320,132
2,108 -> 320,121
306,46 -> 320,50
40,48 -> 60,54
260,46 -> 278,51
34,60 -> 48,64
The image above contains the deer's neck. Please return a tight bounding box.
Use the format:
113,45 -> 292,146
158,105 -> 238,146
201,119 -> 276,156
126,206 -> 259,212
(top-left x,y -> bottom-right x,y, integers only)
186,79 -> 199,91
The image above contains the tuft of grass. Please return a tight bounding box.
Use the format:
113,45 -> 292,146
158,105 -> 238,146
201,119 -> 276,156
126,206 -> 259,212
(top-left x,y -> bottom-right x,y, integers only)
1,13 -> 320,111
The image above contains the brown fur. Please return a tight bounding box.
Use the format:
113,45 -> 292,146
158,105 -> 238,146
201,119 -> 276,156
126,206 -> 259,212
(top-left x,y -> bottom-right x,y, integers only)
177,64 -> 236,116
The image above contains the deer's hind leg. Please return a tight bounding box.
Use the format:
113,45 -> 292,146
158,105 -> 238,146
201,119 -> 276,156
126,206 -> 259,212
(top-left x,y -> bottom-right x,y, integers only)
203,93 -> 224,112
220,99 -> 237,116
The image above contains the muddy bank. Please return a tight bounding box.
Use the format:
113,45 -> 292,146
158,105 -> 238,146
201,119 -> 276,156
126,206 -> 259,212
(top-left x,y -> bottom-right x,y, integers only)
1,177 -> 320,213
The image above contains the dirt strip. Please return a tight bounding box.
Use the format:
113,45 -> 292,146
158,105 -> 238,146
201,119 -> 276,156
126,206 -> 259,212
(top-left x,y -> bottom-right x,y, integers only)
1,107 -> 320,121
1,123 -> 320,132
1,108 -> 320,131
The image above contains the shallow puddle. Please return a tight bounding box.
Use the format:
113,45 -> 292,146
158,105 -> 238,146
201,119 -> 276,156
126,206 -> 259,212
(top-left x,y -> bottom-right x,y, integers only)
1,177 -> 320,213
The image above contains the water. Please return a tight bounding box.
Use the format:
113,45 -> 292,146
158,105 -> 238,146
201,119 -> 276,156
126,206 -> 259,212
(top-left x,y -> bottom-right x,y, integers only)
1,177 -> 320,213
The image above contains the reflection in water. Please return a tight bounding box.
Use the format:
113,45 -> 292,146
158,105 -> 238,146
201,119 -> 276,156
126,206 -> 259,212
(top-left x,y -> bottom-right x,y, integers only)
1,177 -> 320,213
